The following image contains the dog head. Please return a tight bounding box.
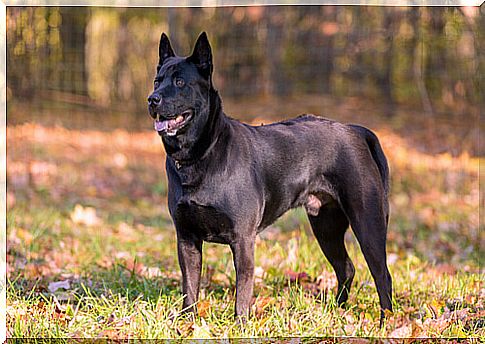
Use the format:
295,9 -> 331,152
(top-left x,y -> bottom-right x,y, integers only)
148,32 -> 213,138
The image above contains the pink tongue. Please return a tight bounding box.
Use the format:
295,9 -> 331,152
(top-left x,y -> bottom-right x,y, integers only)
154,120 -> 168,132
154,116 -> 184,132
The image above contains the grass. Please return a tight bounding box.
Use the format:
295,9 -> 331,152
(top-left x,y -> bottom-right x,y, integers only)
6,121 -> 483,339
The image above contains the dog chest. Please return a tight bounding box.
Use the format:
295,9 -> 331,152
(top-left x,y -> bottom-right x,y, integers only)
174,199 -> 235,244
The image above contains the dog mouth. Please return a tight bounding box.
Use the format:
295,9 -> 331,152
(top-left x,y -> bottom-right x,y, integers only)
153,109 -> 193,136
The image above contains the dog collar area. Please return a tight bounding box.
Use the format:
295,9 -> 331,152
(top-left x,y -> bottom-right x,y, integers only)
172,158 -> 194,169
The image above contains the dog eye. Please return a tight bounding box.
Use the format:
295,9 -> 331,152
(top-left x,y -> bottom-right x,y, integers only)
154,80 -> 160,88
174,78 -> 185,88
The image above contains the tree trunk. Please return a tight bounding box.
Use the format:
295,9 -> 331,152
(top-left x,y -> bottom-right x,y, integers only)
168,8 -> 182,53
409,8 -> 434,116
319,6 -> 337,94
379,9 -> 396,117
59,8 -> 88,96
264,7 -> 290,97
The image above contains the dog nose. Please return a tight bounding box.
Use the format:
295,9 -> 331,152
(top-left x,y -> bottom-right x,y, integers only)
148,94 -> 161,107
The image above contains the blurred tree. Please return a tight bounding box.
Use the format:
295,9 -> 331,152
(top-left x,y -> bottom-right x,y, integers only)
59,8 -> 88,96
409,7 -> 434,116
6,6 -> 482,119
377,8 -> 399,117
263,6 -> 291,97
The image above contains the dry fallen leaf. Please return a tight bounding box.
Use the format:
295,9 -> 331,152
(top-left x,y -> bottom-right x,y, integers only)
344,323 -> 356,335
48,280 -> 70,293
434,264 -> 457,276
252,296 -> 276,318
315,271 -> 338,291
140,266 -> 162,279
176,320 -> 195,337
285,270 -> 309,282
286,238 -> 299,267
390,323 -> 412,338
197,300 -> 211,318
70,204 -> 101,226
192,318 -> 211,339
96,329 -> 121,339
124,259 -> 145,275
15,228 -> 34,246
254,266 -> 265,284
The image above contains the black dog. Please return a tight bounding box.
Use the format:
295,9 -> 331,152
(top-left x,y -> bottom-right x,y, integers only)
148,32 -> 392,323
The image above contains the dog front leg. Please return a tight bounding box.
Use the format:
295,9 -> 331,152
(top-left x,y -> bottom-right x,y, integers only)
230,238 -> 255,322
177,236 -> 202,315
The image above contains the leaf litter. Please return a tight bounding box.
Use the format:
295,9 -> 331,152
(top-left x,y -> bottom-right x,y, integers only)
6,121 -> 482,338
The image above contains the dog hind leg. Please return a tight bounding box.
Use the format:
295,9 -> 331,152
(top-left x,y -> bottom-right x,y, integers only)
307,204 -> 355,306
347,208 -> 393,324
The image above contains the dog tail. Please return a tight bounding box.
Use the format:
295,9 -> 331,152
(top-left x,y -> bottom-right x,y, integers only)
349,125 -> 390,198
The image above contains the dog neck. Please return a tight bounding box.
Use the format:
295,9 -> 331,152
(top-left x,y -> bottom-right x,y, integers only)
162,87 -> 228,167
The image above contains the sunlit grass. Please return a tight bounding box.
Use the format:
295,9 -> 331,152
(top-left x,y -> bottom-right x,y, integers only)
7,202 -> 483,338
6,124 -> 482,338
7,236 -> 483,337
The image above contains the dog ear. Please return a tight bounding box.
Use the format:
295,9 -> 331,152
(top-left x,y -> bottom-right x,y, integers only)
188,32 -> 213,79
158,33 -> 175,69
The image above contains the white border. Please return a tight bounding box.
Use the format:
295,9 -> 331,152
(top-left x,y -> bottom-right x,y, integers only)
3,0 -> 485,6
1,0 -> 6,342
1,1 -> 482,341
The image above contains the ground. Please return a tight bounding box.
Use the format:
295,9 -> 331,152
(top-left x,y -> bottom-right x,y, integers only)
6,96 -> 484,339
